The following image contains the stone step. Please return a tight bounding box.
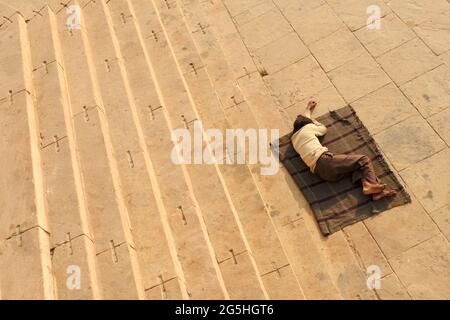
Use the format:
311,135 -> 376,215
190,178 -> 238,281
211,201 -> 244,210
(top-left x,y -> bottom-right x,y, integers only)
106,0 -> 266,299
0,13 -> 53,299
9,0 -> 51,23
25,7 -> 103,299
60,0 -> 185,300
48,0 -> 176,299
138,0 -> 305,299
0,4 -> 18,26
78,0 -> 229,299
24,4 -> 153,299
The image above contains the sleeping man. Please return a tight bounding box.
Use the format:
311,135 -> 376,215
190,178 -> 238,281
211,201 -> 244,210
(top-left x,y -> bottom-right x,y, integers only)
291,101 -> 397,201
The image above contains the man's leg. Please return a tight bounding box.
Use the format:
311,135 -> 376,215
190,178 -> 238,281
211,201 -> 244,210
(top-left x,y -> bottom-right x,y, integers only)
315,153 -> 397,200
352,155 -> 381,185
315,154 -> 369,181
353,155 -> 399,197
315,154 -> 386,193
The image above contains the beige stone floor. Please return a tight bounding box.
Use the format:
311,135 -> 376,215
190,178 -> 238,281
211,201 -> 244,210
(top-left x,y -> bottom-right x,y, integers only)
0,0 -> 449,300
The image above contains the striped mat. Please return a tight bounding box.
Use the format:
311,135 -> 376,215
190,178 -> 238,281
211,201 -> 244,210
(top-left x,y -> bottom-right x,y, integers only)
277,105 -> 411,236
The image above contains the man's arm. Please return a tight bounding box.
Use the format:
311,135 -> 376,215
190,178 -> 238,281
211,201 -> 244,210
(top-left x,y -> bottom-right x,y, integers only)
303,101 -> 315,119
304,108 -> 312,119
303,100 -> 327,136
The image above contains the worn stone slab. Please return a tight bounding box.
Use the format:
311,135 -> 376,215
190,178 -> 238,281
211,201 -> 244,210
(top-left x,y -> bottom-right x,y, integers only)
272,199 -> 380,300
400,148 -> 450,213
217,252 -> 266,299
309,26 -> 365,72
290,4 -> 343,45
0,228 -> 49,299
354,14 -> 415,58
365,199 -> 440,259
387,0 -> 450,27
430,204 -> 450,242
401,64 -> 450,118
343,222 -> 392,278
389,235 -> 450,299
237,72 -> 290,133
218,161 -> 295,276
0,91 -> 41,237
95,243 -> 140,299
0,26 -> 27,93
145,276 -> 183,300
253,32 -> 309,75
284,85 -> 346,119
377,274 -> 411,300
328,53 -> 390,102
440,50 -> 450,66
50,235 -> 96,299
375,115 -> 445,171
322,232 -> 377,300
274,0 -> 325,24
413,10 -> 450,55
232,1 -> 275,26
260,264 -> 304,299
0,14 -> 52,300
223,0 -> 269,17
377,38 -> 441,85
237,9 -> 292,51
0,15 -> 42,240
352,83 -> 419,134
428,107 -> 450,145
326,0 -> 391,31
3,2 -> 41,28
0,3 -> 17,19
264,56 -> 331,108
277,218 -> 341,299
199,0 -> 258,79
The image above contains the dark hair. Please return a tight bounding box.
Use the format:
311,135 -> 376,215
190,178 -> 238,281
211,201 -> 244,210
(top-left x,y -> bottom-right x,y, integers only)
293,115 -> 313,134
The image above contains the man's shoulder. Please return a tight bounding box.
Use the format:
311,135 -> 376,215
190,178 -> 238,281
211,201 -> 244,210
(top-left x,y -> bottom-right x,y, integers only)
292,124 -> 313,141
297,123 -> 316,134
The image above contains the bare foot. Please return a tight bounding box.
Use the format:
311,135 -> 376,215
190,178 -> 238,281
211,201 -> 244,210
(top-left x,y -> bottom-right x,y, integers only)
307,100 -> 317,110
372,190 -> 398,201
362,180 -> 386,195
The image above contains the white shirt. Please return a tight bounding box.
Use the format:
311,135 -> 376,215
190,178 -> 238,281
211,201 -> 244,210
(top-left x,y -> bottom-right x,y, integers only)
291,120 -> 328,173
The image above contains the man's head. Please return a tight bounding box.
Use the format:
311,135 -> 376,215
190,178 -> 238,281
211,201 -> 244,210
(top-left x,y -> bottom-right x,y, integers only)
293,115 -> 313,134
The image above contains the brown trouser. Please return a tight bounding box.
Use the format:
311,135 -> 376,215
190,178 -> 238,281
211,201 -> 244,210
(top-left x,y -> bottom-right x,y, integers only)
314,152 -> 379,184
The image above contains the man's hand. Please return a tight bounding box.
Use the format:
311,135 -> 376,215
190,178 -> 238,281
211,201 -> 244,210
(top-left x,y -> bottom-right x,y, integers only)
307,100 -> 317,110
304,100 -> 317,118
